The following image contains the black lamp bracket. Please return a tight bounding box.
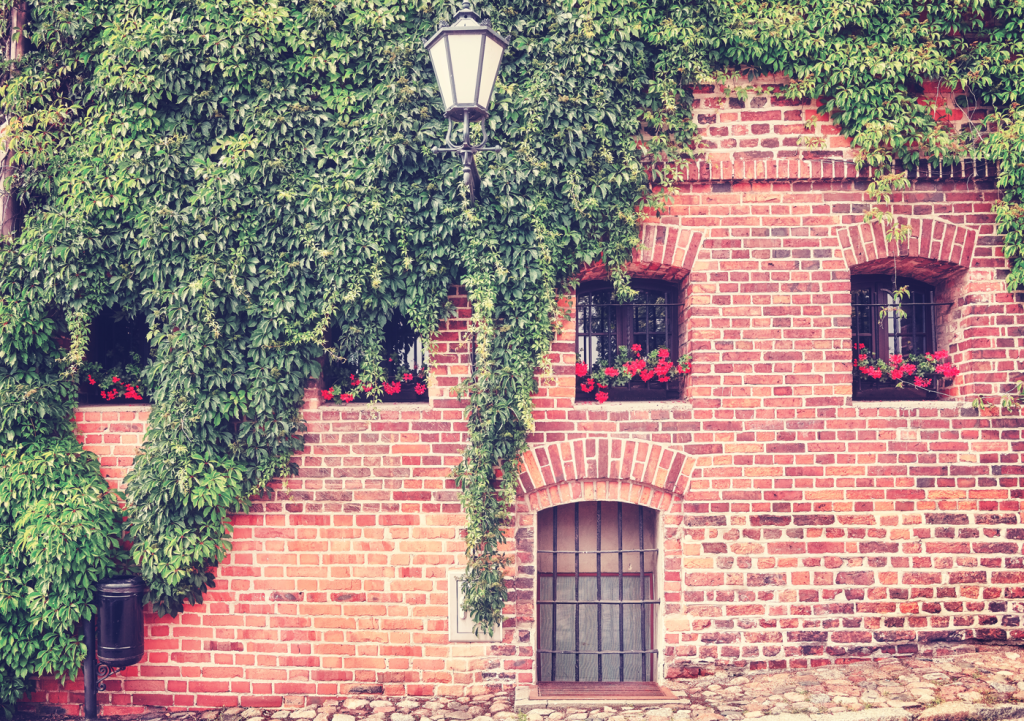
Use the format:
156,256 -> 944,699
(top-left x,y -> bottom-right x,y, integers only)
433,108 -> 500,203
97,663 -> 126,693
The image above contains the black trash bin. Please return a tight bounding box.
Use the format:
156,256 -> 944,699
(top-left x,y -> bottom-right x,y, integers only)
96,575 -> 146,666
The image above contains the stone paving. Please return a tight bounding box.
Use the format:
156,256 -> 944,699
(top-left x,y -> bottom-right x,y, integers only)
13,650 -> 1024,721
656,651 -> 1024,720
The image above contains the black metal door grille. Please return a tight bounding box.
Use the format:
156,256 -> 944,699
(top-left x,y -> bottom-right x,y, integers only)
537,501 -> 658,683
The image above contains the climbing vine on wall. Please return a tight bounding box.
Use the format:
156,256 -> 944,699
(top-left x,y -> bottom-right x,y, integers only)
0,0 -> 1022,709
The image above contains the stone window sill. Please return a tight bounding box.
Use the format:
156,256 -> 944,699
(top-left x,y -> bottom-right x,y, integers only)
851,400 -> 961,409
574,400 -> 693,412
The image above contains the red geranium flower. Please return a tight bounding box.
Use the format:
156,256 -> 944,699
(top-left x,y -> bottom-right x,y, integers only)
414,383 -> 427,395
595,391 -> 609,404
914,376 -> 932,388
936,362 -> 959,379
657,348 -> 670,359
88,375 -> 96,385
321,389 -> 334,401
631,344 -> 642,353
575,362 -> 588,377
604,367 -> 619,378
339,393 -> 355,403
403,372 -> 413,382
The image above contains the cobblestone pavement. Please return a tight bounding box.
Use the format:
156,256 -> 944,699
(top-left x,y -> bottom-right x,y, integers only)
14,650 -> 1024,721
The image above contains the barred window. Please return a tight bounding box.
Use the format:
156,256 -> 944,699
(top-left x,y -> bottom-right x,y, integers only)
575,281 -> 680,401
852,275 -> 935,358
851,275 -> 949,401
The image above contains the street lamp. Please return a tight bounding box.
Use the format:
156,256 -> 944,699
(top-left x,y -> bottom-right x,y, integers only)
424,1 -> 508,203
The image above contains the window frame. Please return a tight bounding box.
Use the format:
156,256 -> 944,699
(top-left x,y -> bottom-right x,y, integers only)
324,312 -> 429,403
851,274 -> 941,401
851,275 -> 936,358
574,280 -> 681,402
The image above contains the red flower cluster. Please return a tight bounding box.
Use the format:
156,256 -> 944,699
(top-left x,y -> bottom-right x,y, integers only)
855,348 -> 959,389
100,379 -> 144,401
322,369 -> 429,403
577,346 -> 693,404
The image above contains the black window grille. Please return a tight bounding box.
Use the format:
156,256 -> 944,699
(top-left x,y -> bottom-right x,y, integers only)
851,275 -> 936,358
537,501 -> 658,683
576,282 -> 677,367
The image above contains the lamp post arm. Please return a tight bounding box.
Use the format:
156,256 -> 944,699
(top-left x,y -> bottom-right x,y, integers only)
430,109 -> 500,204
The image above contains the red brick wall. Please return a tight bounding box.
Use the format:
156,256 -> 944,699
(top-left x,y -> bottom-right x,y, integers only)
26,81 -> 1024,714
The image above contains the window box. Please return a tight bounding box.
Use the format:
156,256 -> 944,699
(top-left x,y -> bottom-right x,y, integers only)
852,373 -> 941,401
577,378 -> 679,403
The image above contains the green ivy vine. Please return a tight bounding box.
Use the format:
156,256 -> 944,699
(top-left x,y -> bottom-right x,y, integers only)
0,0 -> 1021,711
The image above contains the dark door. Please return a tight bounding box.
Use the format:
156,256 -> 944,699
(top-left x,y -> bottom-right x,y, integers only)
537,501 -> 658,684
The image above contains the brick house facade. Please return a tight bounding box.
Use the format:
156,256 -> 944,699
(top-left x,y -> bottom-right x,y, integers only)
26,82 -> 1024,713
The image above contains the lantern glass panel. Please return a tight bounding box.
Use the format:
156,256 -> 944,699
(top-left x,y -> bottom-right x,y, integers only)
446,32 -> 484,106
477,36 -> 503,110
428,40 -> 454,111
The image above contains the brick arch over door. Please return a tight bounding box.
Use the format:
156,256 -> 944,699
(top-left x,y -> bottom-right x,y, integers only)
518,439 -> 694,511
836,218 -> 976,271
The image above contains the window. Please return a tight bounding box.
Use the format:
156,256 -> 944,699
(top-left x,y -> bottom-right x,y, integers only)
537,502 -> 659,689
80,307 -> 151,404
575,281 -> 680,401
851,275 -> 949,401
323,313 -> 428,403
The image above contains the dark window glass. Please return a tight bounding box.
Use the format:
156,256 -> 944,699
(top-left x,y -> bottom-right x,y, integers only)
80,307 -> 151,404
851,275 -> 934,358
